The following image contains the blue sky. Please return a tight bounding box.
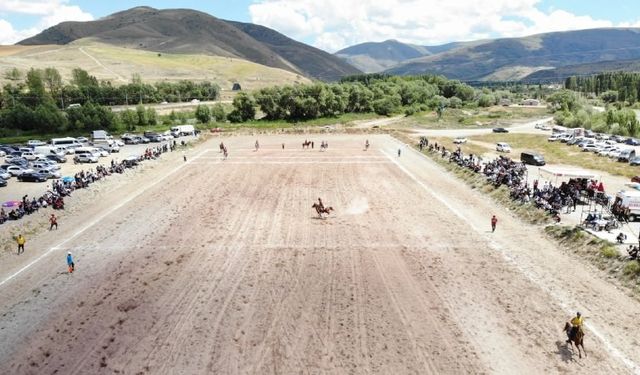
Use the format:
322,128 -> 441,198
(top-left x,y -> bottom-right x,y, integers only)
2,1 -> 640,51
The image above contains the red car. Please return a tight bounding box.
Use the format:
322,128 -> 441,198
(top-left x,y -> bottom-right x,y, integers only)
632,176 -> 640,183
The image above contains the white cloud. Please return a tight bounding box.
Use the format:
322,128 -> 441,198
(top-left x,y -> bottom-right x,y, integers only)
249,0 -> 619,52
0,0 -> 93,44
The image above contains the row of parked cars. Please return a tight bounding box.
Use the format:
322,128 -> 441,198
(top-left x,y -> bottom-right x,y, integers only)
0,145 -> 67,185
548,131 -> 639,164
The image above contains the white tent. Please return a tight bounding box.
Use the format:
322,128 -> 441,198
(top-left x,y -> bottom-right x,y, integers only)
538,166 -> 599,185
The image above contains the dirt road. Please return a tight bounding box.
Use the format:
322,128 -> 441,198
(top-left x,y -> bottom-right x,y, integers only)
0,135 -> 638,374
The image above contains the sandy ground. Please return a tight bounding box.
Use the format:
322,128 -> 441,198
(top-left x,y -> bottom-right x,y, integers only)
0,134 -> 639,374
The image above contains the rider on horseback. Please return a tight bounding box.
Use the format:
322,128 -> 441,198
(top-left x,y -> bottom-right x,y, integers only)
567,312 -> 583,343
318,198 -> 324,210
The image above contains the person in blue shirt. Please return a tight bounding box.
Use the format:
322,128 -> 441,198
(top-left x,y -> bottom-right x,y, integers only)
67,252 -> 75,273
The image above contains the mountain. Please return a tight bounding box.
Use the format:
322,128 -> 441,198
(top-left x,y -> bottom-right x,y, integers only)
334,39 -> 463,73
384,28 -> 640,81
227,21 -> 360,81
17,6 -> 360,81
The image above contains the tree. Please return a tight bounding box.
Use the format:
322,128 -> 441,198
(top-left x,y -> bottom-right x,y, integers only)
229,92 -> 256,122
146,107 -> 157,126
211,104 -> 226,122
135,104 -> 148,126
43,67 -> 63,100
600,90 -> 618,103
194,104 -> 211,124
120,109 -> 137,131
71,68 -> 98,88
25,68 -> 48,106
478,94 -> 495,107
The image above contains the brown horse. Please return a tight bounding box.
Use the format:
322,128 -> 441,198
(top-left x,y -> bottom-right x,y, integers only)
563,322 -> 586,358
312,203 -> 333,218
303,140 -> 312,149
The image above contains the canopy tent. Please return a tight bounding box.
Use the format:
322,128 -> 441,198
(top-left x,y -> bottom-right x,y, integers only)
538,166 -> 599,185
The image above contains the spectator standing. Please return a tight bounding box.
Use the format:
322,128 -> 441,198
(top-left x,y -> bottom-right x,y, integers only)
398,148 -> 401,157
67,252 -> 75,273
491,215 -> 498,233
16,234 -> 25,254
49,214 -> 58,230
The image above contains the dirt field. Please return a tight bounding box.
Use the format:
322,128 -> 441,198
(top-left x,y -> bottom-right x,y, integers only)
0,134 -> 639,374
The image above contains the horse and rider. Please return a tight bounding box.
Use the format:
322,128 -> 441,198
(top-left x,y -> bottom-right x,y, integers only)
255,140 -> 260,151
312,197 -> 333,218
564,311 -> 586,358
365,140 -> 370,151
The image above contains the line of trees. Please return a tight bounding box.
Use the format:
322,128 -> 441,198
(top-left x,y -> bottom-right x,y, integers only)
227,74 -> 487,123
0,67 -> 216,135
565,72 -> 640,105
1,68 -> 220,109
548,89 -> 640,136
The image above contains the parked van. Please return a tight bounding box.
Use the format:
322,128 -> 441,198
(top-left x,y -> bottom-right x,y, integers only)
520,151 -> 546,166
91,130 -> 112,140
170,125 -> 195,136
618,148 -> 636,162
50,137 -> 82,152
496,142 -> 511,153
614,190 -> 640,221
33,146 -> 65,157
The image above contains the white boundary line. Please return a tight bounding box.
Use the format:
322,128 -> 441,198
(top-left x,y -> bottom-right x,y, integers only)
380,148 -> 640,373
0,149 -> 210,288
190,161 -> 391,165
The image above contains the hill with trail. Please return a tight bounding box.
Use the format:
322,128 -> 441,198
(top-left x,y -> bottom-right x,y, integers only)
18,6 -> 360,81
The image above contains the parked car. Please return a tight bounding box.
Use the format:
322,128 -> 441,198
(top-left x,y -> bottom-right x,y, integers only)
133,135 -> 150,144
27,140 -> 46,147
46,154 -> 67,163
630,157 -> 640,166
7,158 -> 29,167
618,149 -> 636,162
6,165 -> 33,176
34,168 -> 61,179
582,144 -> 600,152
547,134 -> 562,141
121,135 -> 139,145
73,154 -> 99,163
632,176 -> 640,183
17,172 -> 47,182
612,135 -> 626,143
453,137 -> 467,144
520,151 -> 545,166
496,142 -> 511,152
0,170 -> 11,180
0,178 -> 6,187
625,138 -> 640,146
76,136 -> 89,143
493,127 -> 509,133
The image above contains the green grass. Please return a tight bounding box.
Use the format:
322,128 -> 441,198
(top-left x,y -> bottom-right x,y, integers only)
469,133 -> 640,179
398,106 -> 549,129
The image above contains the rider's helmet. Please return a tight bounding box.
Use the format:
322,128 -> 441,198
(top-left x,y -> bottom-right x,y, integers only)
576,312 -> 581,316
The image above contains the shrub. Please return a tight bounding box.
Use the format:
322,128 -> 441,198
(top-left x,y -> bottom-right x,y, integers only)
623,261 -> 640,276
600,246 -> 618,259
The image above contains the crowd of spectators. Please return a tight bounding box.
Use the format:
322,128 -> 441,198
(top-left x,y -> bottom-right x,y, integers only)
423,140 -> 595,220
0,144 -> 177,226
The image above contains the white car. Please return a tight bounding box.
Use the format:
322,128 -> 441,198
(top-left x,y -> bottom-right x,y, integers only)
76,137 -> 89,143
6,165 -> 33,176
582,144 -> 599,152
34,168 -> 61,179
496,142 -> 512,153
609,150 -> 622,159
0,171 -> 11,179
190,99 -> 200,104
27,140 -> 46,147
548,134 -> 562,141
453,137 -> 467,144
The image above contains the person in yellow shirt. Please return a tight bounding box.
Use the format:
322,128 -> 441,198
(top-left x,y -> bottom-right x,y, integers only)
567,312 -> 583,343
16,234 -> 25,255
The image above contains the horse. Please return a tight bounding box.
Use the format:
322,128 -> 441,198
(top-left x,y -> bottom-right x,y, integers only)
303,140 -> 312,149
219,142 -> 225,153
312,203 -> 333,218
563,322 -> 586,358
